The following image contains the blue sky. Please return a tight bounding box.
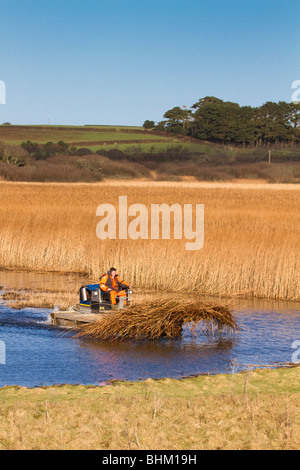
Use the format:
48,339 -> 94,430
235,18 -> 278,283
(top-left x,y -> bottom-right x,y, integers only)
0,0 -> 299,125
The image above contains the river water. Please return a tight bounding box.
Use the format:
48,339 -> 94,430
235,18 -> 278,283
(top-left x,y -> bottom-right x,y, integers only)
0,272 -> 299,387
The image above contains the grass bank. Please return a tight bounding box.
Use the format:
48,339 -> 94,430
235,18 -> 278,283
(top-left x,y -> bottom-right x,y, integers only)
0,367 -> 299,450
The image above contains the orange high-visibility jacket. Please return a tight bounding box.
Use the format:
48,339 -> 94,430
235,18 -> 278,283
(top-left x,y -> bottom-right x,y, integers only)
100,273 -> 130,293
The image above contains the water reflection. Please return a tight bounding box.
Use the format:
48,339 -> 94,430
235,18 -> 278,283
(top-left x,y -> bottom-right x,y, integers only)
78,333 -> 237,380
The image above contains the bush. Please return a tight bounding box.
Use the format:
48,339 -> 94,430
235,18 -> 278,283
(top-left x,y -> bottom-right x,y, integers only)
75,148 -> 93,156
96,148 -> 126,160
21,140 -> 78,160
143,120 -> 155,130
0,143 -> 28,167
74,157 -> 104,179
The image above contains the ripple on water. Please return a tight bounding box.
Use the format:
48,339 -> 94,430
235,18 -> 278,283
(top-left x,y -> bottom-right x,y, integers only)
0,297 -> 299,387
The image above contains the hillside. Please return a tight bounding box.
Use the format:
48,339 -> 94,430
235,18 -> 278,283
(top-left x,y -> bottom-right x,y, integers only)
0,124 -> 299,183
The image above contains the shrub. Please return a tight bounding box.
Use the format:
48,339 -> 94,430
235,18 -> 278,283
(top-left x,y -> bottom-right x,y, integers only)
143,120 -> 155,130
75,147 -> 93,156
0,143 -> 28,167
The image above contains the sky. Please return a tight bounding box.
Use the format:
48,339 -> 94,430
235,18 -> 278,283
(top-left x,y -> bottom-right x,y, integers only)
0,0 -> 299,126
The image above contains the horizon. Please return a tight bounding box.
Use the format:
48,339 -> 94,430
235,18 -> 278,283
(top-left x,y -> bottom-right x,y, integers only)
2,92 -> 299,128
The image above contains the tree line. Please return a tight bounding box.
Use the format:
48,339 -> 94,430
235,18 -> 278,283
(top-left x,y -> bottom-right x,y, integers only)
144,97 -> 300,146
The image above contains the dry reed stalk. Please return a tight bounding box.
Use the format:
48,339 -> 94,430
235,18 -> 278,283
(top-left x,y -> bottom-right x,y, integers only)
78,296 -> 238,341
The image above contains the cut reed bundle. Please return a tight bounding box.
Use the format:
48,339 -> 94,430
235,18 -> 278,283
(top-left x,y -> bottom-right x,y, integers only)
78,297 -> 238,341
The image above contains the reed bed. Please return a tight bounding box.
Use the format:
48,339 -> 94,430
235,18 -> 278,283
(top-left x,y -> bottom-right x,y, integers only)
78,297 -> 238,341
0,181 -> 299,300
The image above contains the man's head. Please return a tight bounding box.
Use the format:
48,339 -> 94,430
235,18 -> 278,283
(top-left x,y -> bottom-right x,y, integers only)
109,267 -> 117,278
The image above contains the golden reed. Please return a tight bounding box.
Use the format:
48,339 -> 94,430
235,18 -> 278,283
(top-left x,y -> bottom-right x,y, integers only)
78,296 -> 238,341
0,181 -> 299,300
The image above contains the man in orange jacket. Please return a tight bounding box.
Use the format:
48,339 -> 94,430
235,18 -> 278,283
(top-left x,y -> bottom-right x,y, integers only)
100,267 -> 132,306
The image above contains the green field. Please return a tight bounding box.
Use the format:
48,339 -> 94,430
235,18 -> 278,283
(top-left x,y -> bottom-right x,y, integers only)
0,125 -> 174,146
1,124 -> 299,159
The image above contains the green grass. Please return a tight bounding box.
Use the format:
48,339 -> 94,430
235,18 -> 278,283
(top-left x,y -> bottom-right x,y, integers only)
0,125 -> 171,145
0,367 -> 299,450
89,141 -> 188,153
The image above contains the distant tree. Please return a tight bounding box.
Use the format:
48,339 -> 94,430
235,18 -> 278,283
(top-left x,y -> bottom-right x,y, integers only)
191,97 -> 240,142
143,120 -> 155,130
21,140 -> 65,160
21,140 -> 40,155
254,102 -> 292,144
163,106 -> 191,134
230,106 -> 256,145
191,96 -> 224,109
57,141 -> 70,154
155,120 -> 168,131
43,142 -> 57,158
286,102 -> 300,143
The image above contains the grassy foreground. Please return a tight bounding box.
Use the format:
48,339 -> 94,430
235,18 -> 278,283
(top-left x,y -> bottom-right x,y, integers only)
0,367 -> 299,450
